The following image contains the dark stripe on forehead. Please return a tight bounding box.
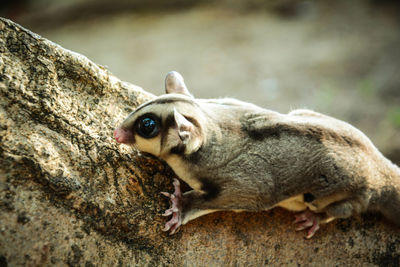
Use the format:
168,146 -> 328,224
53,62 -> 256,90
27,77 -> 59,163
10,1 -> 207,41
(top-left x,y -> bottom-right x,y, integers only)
160,113 -> 176,149
121,96 -> 195,129
134,96 -> 197,113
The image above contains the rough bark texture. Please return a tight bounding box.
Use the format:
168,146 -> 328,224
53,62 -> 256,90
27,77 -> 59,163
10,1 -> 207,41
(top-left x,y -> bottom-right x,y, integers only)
0,17 -> 399,267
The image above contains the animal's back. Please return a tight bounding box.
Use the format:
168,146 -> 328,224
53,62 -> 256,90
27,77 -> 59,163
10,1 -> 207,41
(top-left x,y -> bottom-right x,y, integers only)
289,109 -> 400,224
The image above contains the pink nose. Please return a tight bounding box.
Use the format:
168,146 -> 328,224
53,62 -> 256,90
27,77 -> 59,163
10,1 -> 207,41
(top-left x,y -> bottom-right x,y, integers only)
114,128 -> 133,144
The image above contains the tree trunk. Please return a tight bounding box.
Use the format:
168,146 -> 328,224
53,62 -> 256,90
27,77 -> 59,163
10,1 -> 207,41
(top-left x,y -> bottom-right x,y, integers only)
0,17 -> 399,266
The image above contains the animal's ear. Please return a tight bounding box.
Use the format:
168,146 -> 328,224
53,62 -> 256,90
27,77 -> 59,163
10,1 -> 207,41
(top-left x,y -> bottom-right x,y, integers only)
174,108 -> 194,143
165,71 -> 193,97
169,108 -> 202,154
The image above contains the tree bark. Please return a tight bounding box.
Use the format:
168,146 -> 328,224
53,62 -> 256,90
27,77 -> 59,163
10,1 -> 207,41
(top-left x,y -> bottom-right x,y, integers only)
0,17 -> 399,266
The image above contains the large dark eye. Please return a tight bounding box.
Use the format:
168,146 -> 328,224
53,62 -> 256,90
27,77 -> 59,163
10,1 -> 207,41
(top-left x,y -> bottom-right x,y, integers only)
136,115 -> 160,138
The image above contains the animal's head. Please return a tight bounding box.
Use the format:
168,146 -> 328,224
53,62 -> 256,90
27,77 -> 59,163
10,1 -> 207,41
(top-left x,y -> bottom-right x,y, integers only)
114,71 -> 206,158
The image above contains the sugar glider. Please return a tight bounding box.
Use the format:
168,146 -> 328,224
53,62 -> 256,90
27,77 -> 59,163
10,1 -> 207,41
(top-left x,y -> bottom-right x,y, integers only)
114,71 -> 400,238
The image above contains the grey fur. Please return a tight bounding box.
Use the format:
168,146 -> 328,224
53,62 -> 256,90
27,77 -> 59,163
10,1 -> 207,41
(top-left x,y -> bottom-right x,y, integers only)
116,72 -> 400,231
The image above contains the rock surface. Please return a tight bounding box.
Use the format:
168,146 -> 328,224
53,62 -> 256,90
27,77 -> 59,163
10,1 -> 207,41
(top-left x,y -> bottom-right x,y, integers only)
0,17 -> 399,267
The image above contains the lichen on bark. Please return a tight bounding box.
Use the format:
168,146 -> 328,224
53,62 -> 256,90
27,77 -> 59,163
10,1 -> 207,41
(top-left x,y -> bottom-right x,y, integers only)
0,17 -> 399,266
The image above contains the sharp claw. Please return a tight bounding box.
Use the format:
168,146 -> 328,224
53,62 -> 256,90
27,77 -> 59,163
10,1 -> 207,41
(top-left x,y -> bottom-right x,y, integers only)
296,225 -> 309,231
306,233 -> 314,239
293,214 -> 307,224
162,207 -> 179,216
296,225 -> 305,231
169,224 -> 180,235
161,192 -> 171,197
295,220 -> 314,231
169,228 -> 176,235
306,220 -> 320,239
164,219 -> 176,231
162,210 -> 173,216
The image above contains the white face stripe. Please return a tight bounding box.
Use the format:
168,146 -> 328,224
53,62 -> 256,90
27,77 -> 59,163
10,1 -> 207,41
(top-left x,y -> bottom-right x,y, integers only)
135,134 -> 162,156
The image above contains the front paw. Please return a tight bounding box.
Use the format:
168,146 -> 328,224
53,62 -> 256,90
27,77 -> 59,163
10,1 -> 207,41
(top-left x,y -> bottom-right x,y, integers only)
293,209 -> 320,239
161,178 -> 183,235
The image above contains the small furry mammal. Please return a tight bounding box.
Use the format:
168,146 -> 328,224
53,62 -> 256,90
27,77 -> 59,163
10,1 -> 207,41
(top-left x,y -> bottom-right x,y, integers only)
114,71 -> 400,238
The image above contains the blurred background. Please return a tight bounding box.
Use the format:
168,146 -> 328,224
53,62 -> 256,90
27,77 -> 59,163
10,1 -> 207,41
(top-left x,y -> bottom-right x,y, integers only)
1,0 -> 399,163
